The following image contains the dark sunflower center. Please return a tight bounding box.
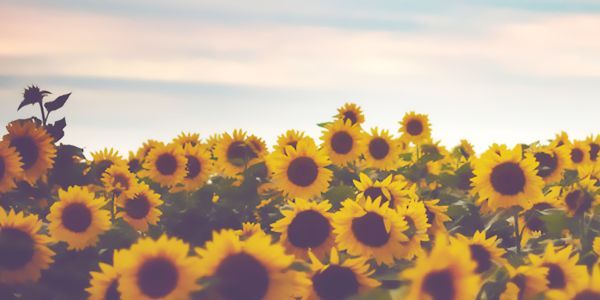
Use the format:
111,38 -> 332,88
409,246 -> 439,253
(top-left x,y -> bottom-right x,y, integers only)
128,159 -> 142,173
406,119 -> 424,136
565,190 -> 593,215
469,244 -> 492,273
0,227 -> 35,270
112,174 -> 129,190
363,187 -> 391,203
369,138 -> 390,160
216,252 -> 269,300
526,216 -> 546,232
61,203 -> 92,233
590,143 -> 599,161
227,141 -> 256,167
544,263 -> 566,289
287,210 -> 331,248
534,152 -> 558,178
457,169 -> 474,191
105,279 -> 120,300
125,194 -> 151,219
330,131 -> 353,155
312,265 -> 359,300
286,157 -> 319,187
573,290 -> 600,300
10,136 -> 39,170
0,157 -> 5,180
343,111 -> 358,124
422,269 -> 455,300
351,212 -> 389,247
155,154 -> 177,175
571,148 -> 584,163
185,155 -> 202,179
490,162 -> 526,195
137,257 -> 179,298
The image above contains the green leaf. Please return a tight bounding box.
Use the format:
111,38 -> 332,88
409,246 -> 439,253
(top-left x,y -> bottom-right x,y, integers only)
44,92 -> 71,112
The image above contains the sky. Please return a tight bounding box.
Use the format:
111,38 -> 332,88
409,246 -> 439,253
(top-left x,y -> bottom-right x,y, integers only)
1,0 -> 599,155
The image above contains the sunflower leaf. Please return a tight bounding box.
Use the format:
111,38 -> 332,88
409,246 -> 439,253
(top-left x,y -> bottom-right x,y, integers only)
44,92 -> 71,113
46,118 -> 67,142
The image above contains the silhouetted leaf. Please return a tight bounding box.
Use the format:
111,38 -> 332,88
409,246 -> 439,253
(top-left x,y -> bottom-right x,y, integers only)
44,92 -> 71,113
46,118 -> 67,142
18,85 -> 50,110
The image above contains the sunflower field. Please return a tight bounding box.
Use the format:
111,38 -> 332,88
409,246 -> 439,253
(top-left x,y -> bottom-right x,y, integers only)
1,86 -> 600,300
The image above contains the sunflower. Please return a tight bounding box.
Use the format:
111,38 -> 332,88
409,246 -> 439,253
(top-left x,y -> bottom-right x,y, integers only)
101,164 -> 137,195
452,231 -> 507,275
353,173 -> 411,208
172,131 -> 201,147
499,265 -> 548,300
3,120 -> 56,183
116,183 -> 163,232
86,251 -> 122,300
115,235 -> 202,300
528,243 -> 587,297
399,112 -> 431,145
560,178 -> 598,216
423,199 -> 451,235
195,230 -> 309,300
215,130 -> 261,177
140,143 -> 187,187
548,264 -> 600,300
552,131 -> 570,147
90,148 -> 126,176
567,140 -> 591,169
237,222 -> 266,239
586,134 -> 600,164
267,138 -> 332,199
453,139 -> 476,162
306,248 -> 379,300
333,197 -> 408,266
519,187 -> 562,246
275,129 -> 307,154
0,208 -> 54,284
170,144 -> 213,192
336,102 -> 365,126
271,198 -> 335,259
527,144 -> 570,184
396,200 -> 430,260
401,235 -> 480,300
472,145 -> 544,210
578,163 -> 600,183
47,186 -> 111,250
127,150 -> 143,174
0,140 -> 23,193
247,134 -> 269,160
362,127 -> 401,170
320,119 -> 365,166
205,133 -> 221,153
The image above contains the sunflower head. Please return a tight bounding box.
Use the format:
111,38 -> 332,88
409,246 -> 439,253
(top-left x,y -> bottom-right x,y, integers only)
335,102 -> 365,126
86,250 -> 122,300
140,143 -> 187,187
353,173 -> 411,208
90,148 -> 126,180
561,178 -> 598,216
528,144 -> 569,184
399,111 -> 431,144
528,243 -> 587,296
500,265 -> 548,300
172,132 -> 201,147
453,231 -> 507,274
127,150 -> 143,174
362,127 -> 401,170
101,164 -> 137,195
170,144 -> 213,192
321,119 -> 365,166
0,140 -> 24,193
116,183 -> 163,232
453,139 -> 476,161
4,120 -> 56,183
215,129 -> 262,177
586,134 -> 600,163
275,129 -> 307,154
567,140 -> 591,169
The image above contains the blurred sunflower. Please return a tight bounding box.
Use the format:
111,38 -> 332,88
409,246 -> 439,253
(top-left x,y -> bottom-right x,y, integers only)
4,120 -> 56,183
172,131 -> 201,147
275,129 -> 307,154
528,144 -> 569,184
90,148 -> 126,176
567,140 -> 591,169
396,200 -> 430,260
171,144 -> 212,192
237,222 -> 266,239
115,235 -> 202,300
561,178 -> 598,216
401,235 -> 480,300
215,130 -> 259,177
195,230 -> 309,300
336,102 -> 365,126
126,150 -> 143,174
333,197 -> 408,266
362,127 -> 401,170
453,231 -> 507,274
499,265 -> 548,300
586,134 -> 599,164
353,173 -> 410,208
528,244 -> 587,297
0,140 -> 23,193
247,134 -> 269,160
578,163 -> 600,183
116,183 -> 163,232
271,198 -> 335,259
101,164 -> 137,195
86,251 -> 122,300
520,187 -> 562,246
551,131 -> 570,147
472,145 -> 544,210
0,208 -> 54,284
267,138 -> 332,199
320,119 -> 364,166
424,199 -> 451,235
140,143 -> 187,187
306,248 -> 379,300
453,139 -> 476,161
399,112 -> 431,145
137,139 -> 163,159
547,264 -> 600,300
47,186 -> 111,250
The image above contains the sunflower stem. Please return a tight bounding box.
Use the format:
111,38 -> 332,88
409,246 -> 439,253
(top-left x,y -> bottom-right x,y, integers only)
514,211 -> 521,254
111,193 -> 115,223
38,100 -> 47,126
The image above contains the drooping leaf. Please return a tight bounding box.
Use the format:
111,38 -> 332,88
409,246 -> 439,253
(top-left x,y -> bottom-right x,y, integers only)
44,92 -> 71,113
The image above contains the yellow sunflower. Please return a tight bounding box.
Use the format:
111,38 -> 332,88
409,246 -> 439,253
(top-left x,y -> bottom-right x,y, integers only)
399,112 -> 431,145
561,178 -> 598,216
519,187 -> 562,246
452,231 -> 507,274
472,145 -> 544,210
101,164 -> 138,195
267,138 -> 332,199
116,183 -> 163,232
567,140 -> 591,169
401,235 -> 480,300
140,143 -> 187,187
275,129 -> 307,154
247,134 -> 269,160
115,235 -> 202,300
320,119 -> 365,166
215,129 -> 261,177
586,134 -> 600,164
528,144 -> 570,183
424,199 -> 451,235
336,102 -> 365,126
551,131 -> 570,148
548,264 -> 600,300
305,248 -> 379,300
195,230 -> 309,300
453,139 -> 476,162
362,127 -> 401,170
578,163 -> 600,183
47,186 -> 111,250
126,150 -> 143,174
528,243 -> 587,297
90,148 -> 126,176
271,198 -> 335,259
353,173 -> 412,208
499,265 -> 548,300
170,144 -> 212,192
136,139 -> 164,160
172,131 -> 201,147
333,197 -> 408,266
396,200 -> 430,260
0,208 -> 54,284
237,222 -> 267,239
4,120 -> 56,183
86,251 -> 122,300
0,140 -> 23,193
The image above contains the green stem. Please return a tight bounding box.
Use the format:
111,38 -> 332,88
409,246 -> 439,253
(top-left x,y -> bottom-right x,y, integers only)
514,211 -> 521,254
38,101 -> 47,126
